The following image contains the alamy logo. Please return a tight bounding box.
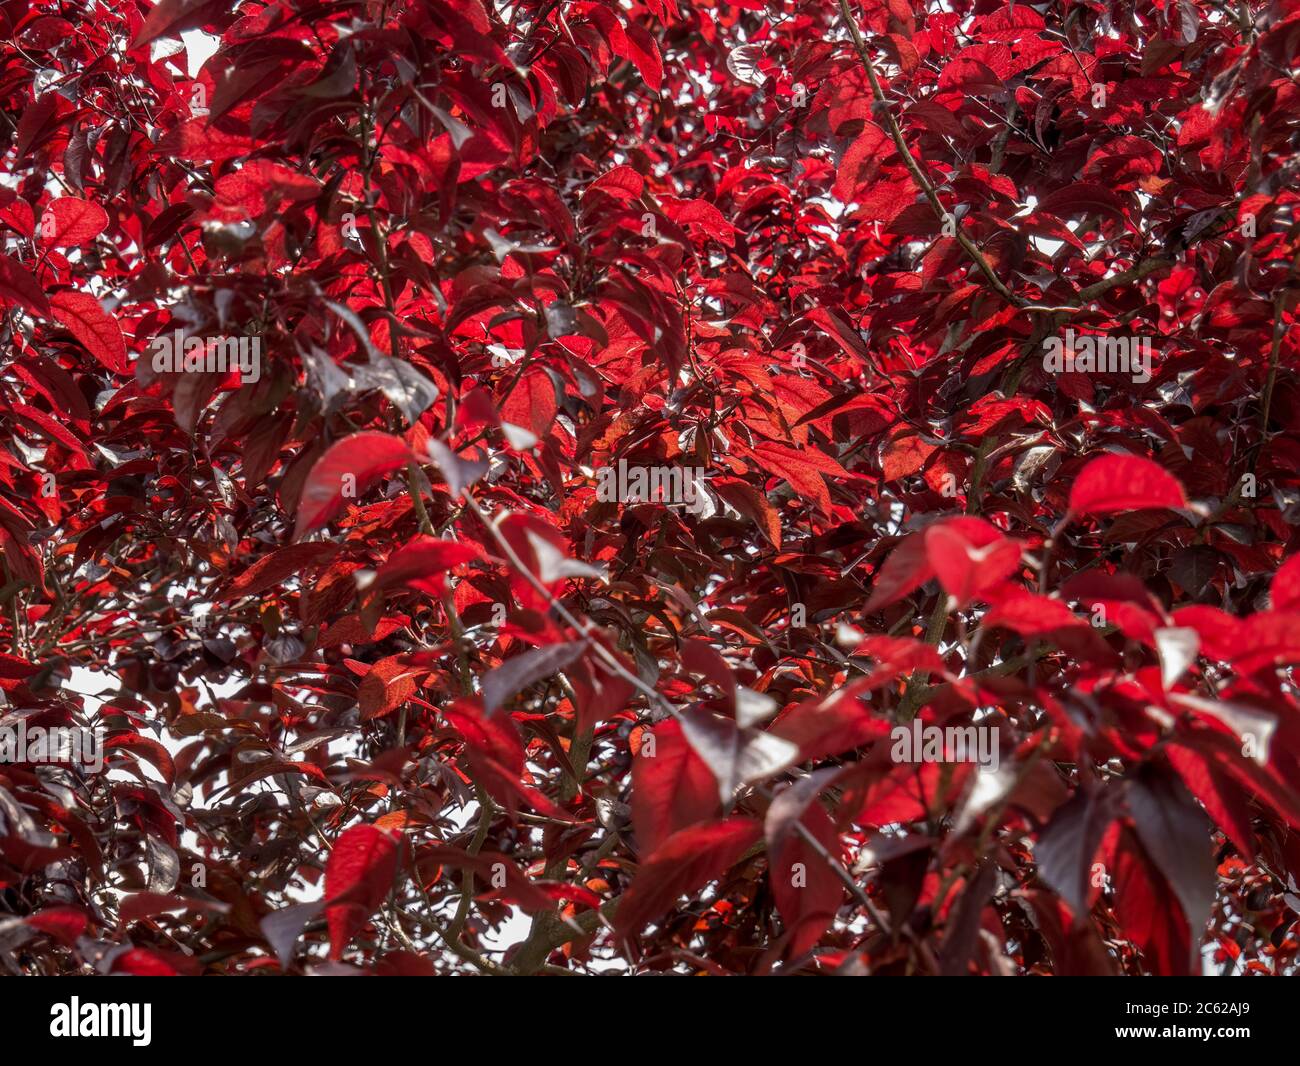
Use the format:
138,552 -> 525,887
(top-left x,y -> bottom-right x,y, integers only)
1042,328 -> 1152,384
889,720 -> 1000,773
149,330 -> 262,384
0,721 -> 102,772
595,459 -> 707,514
50,998 -> 151,1046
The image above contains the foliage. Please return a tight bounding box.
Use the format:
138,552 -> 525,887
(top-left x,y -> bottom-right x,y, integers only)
2,0 -> 1300,976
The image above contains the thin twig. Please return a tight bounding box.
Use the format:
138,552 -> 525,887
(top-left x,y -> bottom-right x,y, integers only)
836,0 -> 1021,308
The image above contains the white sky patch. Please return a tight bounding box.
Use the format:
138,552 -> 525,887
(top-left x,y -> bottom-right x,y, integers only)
181,29 -> 222,78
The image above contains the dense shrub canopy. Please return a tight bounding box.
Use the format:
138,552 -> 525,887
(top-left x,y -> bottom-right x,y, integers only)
1,0 -> 1299,976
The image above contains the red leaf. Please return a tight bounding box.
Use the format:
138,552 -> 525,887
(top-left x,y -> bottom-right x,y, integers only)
855,763 -> 938,827
834,123 -> 891,201
1068,454 -> 1186,516
624,19 -> 664,90
213,160 -> 319,216
631,720 -> 719,854
13,93 -> 58,161
49,290 -> 128,373
130,0 -> 220,49
1172,728 -> 1300,831
103,733 -> 176,785
320,613 -> 409,648
866,516 -> 1006,611
924,522 -> 1022,607
1230,612 -> 1300,674
0,252 -> 50,316
982,592 -> 1084,635
39,197 -> 107,247
1036,182 -> 1128,222
1125,768 -> 1214,971
1112,829 -> 1194,975
500,368 -> 558,439
26,907 -> 89,946
614,817 -> 761,939
865,532 -> 932,611
881,432 -> 937,482
854,635 -> 945,674
747,439 -> 850,515
712,478 -> 782,546
586,165 -> 644,201
358,656 -> 423,720
325,824 -> 400,959
1170,605 -> 1243,661
374,951 -> 437,976
667,198 -> 736,246
370,534 -> 486,597
1034,790 -> 1116,919
1083,135 -> 1163,186
1272,554 -> 1300,612
294,432 -> 413,538
443,699 -> 526,773
1166,745 -> 1255,858
221,542 -> 339,600
765,777 -> 845,957
771,684 -> 890,762
117,891 -> 226,929
481,641 -> 587,713
111,947 -> 196,976
0,652 -> 39,679
0,196 -> 34,238
937,56 -> 1005,94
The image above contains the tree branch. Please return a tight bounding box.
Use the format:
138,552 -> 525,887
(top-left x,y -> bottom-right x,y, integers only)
837,0 -> 1022,308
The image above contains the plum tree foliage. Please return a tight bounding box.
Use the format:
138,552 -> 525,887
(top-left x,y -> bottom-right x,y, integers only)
1,0 -> 1299,976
